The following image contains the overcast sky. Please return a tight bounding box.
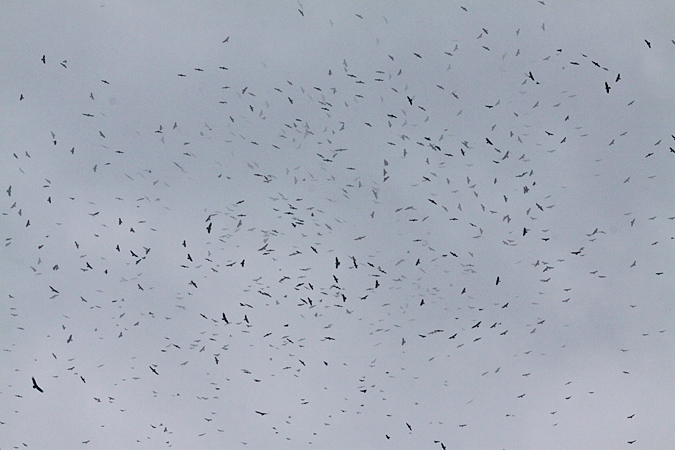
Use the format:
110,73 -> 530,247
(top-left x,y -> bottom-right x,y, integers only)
2,1 -> 675,449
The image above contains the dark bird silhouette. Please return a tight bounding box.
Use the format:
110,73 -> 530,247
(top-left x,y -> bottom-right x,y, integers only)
472,321 -> 481,329
222,313 -> 229,324
645,39 -> 651,48
41,55 -> 46,64
496,276 -> 500,285
32,377 -> 44,393
149,366 -> 159,375
255,410 -> 268,415
605,82 -> 611,93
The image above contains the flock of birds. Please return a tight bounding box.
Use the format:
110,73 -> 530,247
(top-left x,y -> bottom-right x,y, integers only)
3,3 -> 675,449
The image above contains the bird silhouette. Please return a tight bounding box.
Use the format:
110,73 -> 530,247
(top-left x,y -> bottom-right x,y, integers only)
32,377 -> 44,393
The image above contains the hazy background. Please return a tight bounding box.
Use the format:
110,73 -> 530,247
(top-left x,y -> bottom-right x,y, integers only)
2,1 -> 675,449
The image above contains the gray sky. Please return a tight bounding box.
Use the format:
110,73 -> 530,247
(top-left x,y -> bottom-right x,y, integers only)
2,1 -> 675,449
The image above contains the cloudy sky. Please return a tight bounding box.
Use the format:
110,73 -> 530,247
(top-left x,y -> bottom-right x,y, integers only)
2,1 -> 675,449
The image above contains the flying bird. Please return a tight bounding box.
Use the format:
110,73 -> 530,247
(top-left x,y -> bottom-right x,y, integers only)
32,377 -> 44,393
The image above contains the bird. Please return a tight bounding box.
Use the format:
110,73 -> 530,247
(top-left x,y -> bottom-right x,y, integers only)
32,377 -> 44,393
605,82 -> 611,93
645,39 -> 651,48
